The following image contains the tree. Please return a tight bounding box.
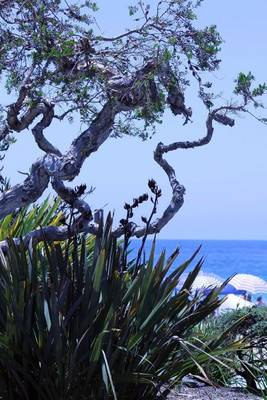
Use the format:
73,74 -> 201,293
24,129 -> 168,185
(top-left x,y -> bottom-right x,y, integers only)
0,0 -> 266,249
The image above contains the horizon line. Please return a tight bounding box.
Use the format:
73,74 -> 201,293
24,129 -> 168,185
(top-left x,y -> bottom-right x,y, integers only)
132,238 -> 267,241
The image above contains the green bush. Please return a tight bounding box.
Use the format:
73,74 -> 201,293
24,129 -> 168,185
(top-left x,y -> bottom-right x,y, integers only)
193,308 -> 267,394
0,211 -> 230,400
216,306 -> 267,338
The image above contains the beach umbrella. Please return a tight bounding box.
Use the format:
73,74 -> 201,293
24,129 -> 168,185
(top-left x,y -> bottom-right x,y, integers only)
230,274 -> 267,294
205,284 -> 246,296
204,283 -> 247,296
191,273 -> 223,290
219,294 -> 253,312
176,272 -> 224,291
220,284 -> 246,296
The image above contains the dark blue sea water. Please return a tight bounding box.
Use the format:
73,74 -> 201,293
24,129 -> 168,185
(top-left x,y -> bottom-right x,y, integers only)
130,240 -> 267,299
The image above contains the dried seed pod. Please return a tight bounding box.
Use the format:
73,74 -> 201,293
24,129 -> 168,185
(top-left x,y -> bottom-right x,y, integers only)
148,179 -> 156,190
124,203 -> 131,210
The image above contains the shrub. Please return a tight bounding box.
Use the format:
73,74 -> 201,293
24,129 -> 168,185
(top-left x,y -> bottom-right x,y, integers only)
216,306 -> 267,338
0,212 -> 229,400
193,308 -> 267,394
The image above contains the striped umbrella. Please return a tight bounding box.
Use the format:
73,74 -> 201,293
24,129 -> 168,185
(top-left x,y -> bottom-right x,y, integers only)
176,274 -> 246,295
190,273 -> 224,290
230,274 -> 267,294
176,272 -> 223,291
204,284 -> 246,296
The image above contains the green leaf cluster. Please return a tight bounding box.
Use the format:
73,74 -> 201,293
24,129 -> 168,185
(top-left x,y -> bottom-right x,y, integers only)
0,197 -> 63,241
234,72 -> 255,95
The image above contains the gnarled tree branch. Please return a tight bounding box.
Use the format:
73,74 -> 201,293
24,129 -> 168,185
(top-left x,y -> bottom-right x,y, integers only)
0,159 -> 49,220
31,102 -> 62,156
0,63 -> 158,225
0,223 -> 98,254
120,107 -> 237,238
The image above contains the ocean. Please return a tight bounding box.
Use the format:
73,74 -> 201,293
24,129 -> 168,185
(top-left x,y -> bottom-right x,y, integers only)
130,239 -> 267,300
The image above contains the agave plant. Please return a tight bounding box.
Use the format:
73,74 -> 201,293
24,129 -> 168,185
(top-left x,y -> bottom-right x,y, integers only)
0,213 -> 240,400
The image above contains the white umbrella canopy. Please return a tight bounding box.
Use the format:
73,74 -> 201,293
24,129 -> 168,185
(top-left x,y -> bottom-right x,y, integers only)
190,273 -> 223,291
219,294 -> 253,312
230,274 -> 267,294
176,273 -> 223,292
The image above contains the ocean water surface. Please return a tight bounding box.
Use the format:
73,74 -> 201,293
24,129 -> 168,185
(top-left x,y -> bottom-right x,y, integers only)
130,240 -> 267,299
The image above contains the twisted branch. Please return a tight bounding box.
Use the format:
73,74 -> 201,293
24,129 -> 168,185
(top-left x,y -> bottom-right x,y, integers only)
0,159 -> 49,220
0,64 -> 156,226
31,103 -> 62,156
131,108 -> 236,238
0,223 -> 98,254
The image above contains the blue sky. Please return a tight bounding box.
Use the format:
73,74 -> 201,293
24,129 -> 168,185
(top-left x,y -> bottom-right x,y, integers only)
2,0 -> 267,239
